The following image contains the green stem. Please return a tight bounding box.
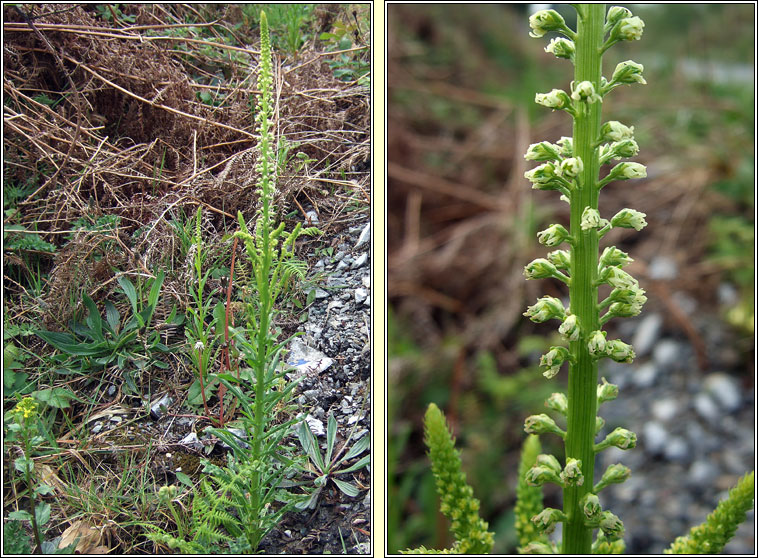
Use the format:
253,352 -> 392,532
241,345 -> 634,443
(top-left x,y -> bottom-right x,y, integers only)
563,4 -> 604,554
23,434 -> 43,553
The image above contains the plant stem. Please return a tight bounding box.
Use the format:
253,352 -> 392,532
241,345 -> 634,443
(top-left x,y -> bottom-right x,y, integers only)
22,434 -> 43,553
563,4 -> 604,554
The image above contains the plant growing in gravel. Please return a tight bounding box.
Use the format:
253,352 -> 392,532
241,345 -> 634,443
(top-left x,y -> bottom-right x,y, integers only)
149,12 -> 318,552
403,5 -> 754,554
294,412 -> 370,510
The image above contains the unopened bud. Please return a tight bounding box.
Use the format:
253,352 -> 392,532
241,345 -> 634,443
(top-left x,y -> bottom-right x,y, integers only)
610,208 -> 647,231
561,457 -> 584,486
558,313 -> 581,341
529,9 -> 568,38
545,392 -> 568,415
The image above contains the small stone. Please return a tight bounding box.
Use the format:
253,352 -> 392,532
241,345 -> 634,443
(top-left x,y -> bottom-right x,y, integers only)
354,288 -> 368,303
648,255 -> 678,280
688,461 -> 718,487
303,414 -> 325,436
314,288 -> 329,299
351,253 -> 368,269
642,421 -> 668,455
653,340 -> 681,370
354,223 -> 370,249
664,436 -> 689,462
150,394 -> 173,419
108,385 -> 116,396
651,397 -> 679,422
703,373 -> 742,413
632,313 -> 663,357
632,362 -> 659,388
362,275 -> 370,288
693,392 -> 720,423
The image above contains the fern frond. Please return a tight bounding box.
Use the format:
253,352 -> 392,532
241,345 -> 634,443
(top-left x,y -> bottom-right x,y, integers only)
664,470 -> 754,554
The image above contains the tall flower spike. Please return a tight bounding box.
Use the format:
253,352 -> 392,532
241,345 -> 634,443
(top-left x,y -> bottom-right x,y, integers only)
521,5 -> 650,554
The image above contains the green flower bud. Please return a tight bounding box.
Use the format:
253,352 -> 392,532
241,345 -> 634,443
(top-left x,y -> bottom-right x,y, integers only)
525,464 -> 563,487
600,427 -> 637,450
600,120 -> 635,143
597,377 -> 619,405
606,139 -> 640,163
606,6 -> 632,29
537,224 -> 571,247
524,258 -> 558,280
529,9 -> 568,38
587,330 -> 607,356
540,346 -> 570,379
524,162 -> 559,185
559,156 -> 583,179
531,507 -> 567,535
610,208 -> 647,231
545,37 -> 575,59
609,300 -> 645,318
599,511 -> 625,540
617,16 -> 644,41
545,392 -> 568,415
603,267 -> 639,289
599,246 -> 633,268
535,88 -> 572,110
525,141 -> 561,162
524,296 -> 566,323
582,493 -> 602,520
556,136 -> 573,156
605,339 -> 636,363
560,457 -> 584,486
547,249 -> 571,270
535,453 -> 563,474
158,484 -> 178,504
608,161 -> 647,180
595,464 -> 632,493
558,313 -> 581,341
580,207 -> 609,231
524,413 -> 566,437
611,60 -> 647,85
571,80 -> 602,104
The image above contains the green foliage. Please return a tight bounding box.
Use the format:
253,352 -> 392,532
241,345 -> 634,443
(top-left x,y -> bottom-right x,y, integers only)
514,435 -> 550,552
320,15 -> 370,85
94,4 -> 136,24
295,413 -> 370,509
3,520 -> 33,554
3,225 -> 56,254
35,272 -> 175,390
402,403 -> 494,554
241,4 -> 315,55
665,471 -> 755,554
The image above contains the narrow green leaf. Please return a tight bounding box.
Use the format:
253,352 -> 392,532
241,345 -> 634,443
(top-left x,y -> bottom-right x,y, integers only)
333,477 -> 360,497
341,434 -> 369,463
117,275 -> 142,327
325,413 -> 337,466
297,419 -> 325,472
82,293 -> 103,340
335,454 -> 370,474
105,300 -> 120,333
147,270 -> 165,315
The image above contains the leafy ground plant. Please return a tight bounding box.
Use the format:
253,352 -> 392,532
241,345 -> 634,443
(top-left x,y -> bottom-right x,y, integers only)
295,412 -> 370,510
147,11 -> 320,552
402,5 -> 754,554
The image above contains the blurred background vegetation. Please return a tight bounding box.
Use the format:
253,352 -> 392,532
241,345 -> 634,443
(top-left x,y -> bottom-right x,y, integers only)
387,4 -> 754,554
